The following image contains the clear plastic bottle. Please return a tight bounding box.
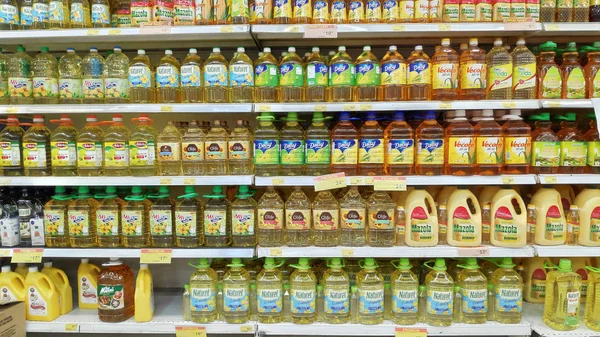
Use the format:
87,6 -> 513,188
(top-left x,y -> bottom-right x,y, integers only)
8,46 -> 33,105
475,109 -> 503,176
181,48 -> 203,103
257,186 -> 284,247
104,114 -> 130,176
491,257 -> 523,324
121,186 -> 150,248
558,112 -> 586,174
306,47 -> 328,102
81,48 -> 105,104
32,46 -> 59,104
457,258 -> 487,324
279,47 -> 305,102
424,258 -> 454,327
148,186 -> 174,247
0,0 -> 19,29
128,50 -> 155,104
91,0 -> 111,26
50,115 -> 77,176
313,190 -> 340,246
230,47 -> 254,103
556,0 -> 573,20
70,0 -> 91,27
204,120 -> 228,175
502,109 -> 531,174
561,42 -> 586,99
256,257 -> 284,323
183,284 -> 191,321
584,265 -> 600,331
157,121 -> 182,176
228,120 -> 253,175
531,112 -> 560,174
384,111 -> 414,175
340,186 -> 367,246
329,46 -> 355,102
380,45 -> 406,101
459,38 -> 486,100
32,0 -> 50,29
77,114 -> 104,176
58,48 -> 83,104
19,0 -> 33,29
358,112 -> 384,175
543,259 -> 582,330
406,45 -> 431,101
222,259 -> 250,323
254,47 -> 279,103
285,186 -> 312,247
68,186 -> 99,247
289,258 -> 317,324
356,46 -> 381,101
189,258 -> 218,323
445,109 -> 475,176
416,111 -> 444,176
156,50 -> 180,103
23,115 -> 51,176
203,186 -> 231,247
0,116 -> 23,177
305,112 -> 331,175
356,258 -> 384,324
204,48 -> 229,103
95,186 -> 122,247
0,49 -> 8,105
431,38 -> 459,101
331,112 -> 358,176
486,38 -> 513,100
389,258 -> 419,325
254,112 -> 280,176
231,185 -> 256,247
511,38 -> 537,100
322,258 -> 350,323
175,186 -> 202,248
48,0 -> 69,28
129,114 -> 157,176
280,112 -> 306,176
181,120 -> 205,175
104,46 -> 130,103
536,42 -> 561,99
44,186 -> 71,247
367,191 -> 395,246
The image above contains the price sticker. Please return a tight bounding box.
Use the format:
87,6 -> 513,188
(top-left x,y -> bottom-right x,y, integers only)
314,172 -> 347,191
160,178 -> 173,185
176,326 -> 207,337
349,177 -> 363,185
364,176 -> 374,185
87,29 -> 99,35
65,324 -> 79,332
285,25 -> 300,32
5,107 -> 18,114
0,178 -> 11,185
108,29 -> 121,35
391,24 -> 406,31
546,101 -> 562,108
341,248 -> 354,257
503,102 -> 517,109
220,26 -> 234,32
359,104 -> 373,111
304,24 -> 338,38
543,176 -> 558,184
140,25 -> 171,34
373,176 -> 407,191
437,24 -> 451,31
11,248 -> 43,263
457,246 -> 490,257
0,249 -> 10,257
545,23 -> 559,31
257,104 -> 271,112
184,178 -> 196,185
502,177 -> 515,184
439,102 -> 452,109
395,327 -> 427,337
240,326 -> 253,333
161,105 -> 174,112
343,104 -> 356,111
272,178 -> 285,185
140,249 -> 172,264
315,105 -> 327,111
269,248 -> 282,257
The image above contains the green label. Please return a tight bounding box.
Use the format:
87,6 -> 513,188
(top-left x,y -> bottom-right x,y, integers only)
330,62 -> 356,86
532,141 -> 560,167
588,141 -> 600,166
566,68 -> 586,99
254,140 -> 280,165
129,140 -> 155,166
255,64 -> 278,87
279,63 -> 304,87
306,139 -> 331,164
541,66 -> 562,98
98,284 -> 124,310
356,63 -> 381,86
231,0 -> 249,17
307,63 -> 328,87
280,140 -> 304,165
77,141 -> 103,168
560,141 -> 587,167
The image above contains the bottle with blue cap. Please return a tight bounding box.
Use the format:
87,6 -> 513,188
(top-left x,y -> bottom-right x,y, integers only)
156,50 -> 181,103
415,111 -> 444,175
358,111 -> 384,175
331,111 -> 359,176
59,48 -> 84,104
82,47 -> 105,104
384,111 -> 415,175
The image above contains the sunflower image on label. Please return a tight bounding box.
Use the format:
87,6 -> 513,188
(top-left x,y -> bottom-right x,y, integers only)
566,68 -> 586,99
313,0 -> 329,20
204,64 -> 228,87
366,0 -> 381,20
330,62 -> 356,86
181,65 -> 201,87
359,138 -> 384,164
427,289 -> 452,315
460,63 -> 486,89
386,139 -> 414,165
545,205 -> 565,241
494,206 -> 519,242
505,137 -> 531,164
280,140 -> 305,165
341,208 -> 365,229
307,63 -> 328,87
325,288 -> 349,314
229,140 -> 249,160
258,209 -> 283,229
183,141 -> 203,162
232,210 -> 254,236
255,140 -> 280,165
97,210 -> 119,237
190,286 -> 216,312
462,288 -> 487,314
224,285 -> 249,312
369,208 -> 394,229
360,288 -> 384,314
306,139 -> 330,164
230,64 -> 254,87
408,61 -> 430,84
258,288 -> 282,313
292,289 -> 315,313
156,65 -> 179,88
69,210 -> 90,237
286,209 -> 310,230
97,285 -> 124,310
560,141 -> 587,167
44,210 -> 65,237
417,139 -> 444,165
410,206 -> 434,242
532,141 -> 560,167
381,62 -> 407,86
150,210 -> 172,236
495,287 -> 522,313
590,207 -> 600,242
279,63 -> 304,87
476,137 -> 503,164
393,289 -> 418,313
128,65 -> 152,88
332,139 -> 358,164
33,77 -> 58,98
204,210 -> 226,236
488,64 -> 512,91
447,137 -> 475,164
432,63 -> 458,89
175,211 -> 197,237
330,0 -> 347,20
255,64 -> 279,87
349,0 -> 365,20
452,206 -> 477,243
512,63 -> 536,90
121,210 -> 143,237
314,209 -> 339,230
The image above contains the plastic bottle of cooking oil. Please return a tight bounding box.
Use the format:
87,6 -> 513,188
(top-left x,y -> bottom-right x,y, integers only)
254,47 -> 278,102
380,46 -> 406,101
356,258 -> 384,324
40,261 -> 72,315
95,186 -> 122,247
156,50 -> 180,103
256,257 -> 284,323
280,112 -> 305,175
47,0 -> 69,27
388,258 -> 419,324
204,48 -> 229,103
22,115 -> 50,177
257,186 -> 284,247
121,186 -> 150,248
340,186 -> 367,246
58,48 -> 83,104
561,42 -> 586,99
305,47 -> 328,102
456,258 -> 487,324
228,120 -> 253,175
355,46 -> 381,101
486,39 -> 512,100
81,48 -> 105,104
175,186 -> 202,248
44,186 -> 71,247
129,50 -> 155,103
203,186 -> 231,247
103,114 -> 130,176
424,258 -> 454,326
229,47 -> 254,103
129,114 -> 157,176
181,120 -> 205,175
459,38 -> 486,100
0,115 -> 23,177
68,186 -> 98,247
285,186 -> 312,247
157,121 -> 182,176
279,47 -> 304,102
502,109 -> 531,174
180,48 -> 203,103
32,47 -> 59,104
222,258 -> 250,323
70,0 -> 91,27
367,191 -> 395,246
329,46 -> 355,102
585,48 -> 600,99
103,46 -> 129,103
543,259 -> 582,330
431,38 -> 458,101
305,112 -> 331,176
406,45 -> 431,100
330,0 -> 347,22
331,111 -> 358,175
584,265 -> 600,331
289,258 -> 317,324
254,112 -> 280,176
321,258 -> 350,323
556,0 -> 573,20
203,120 -> 228,175
558,112 -> 586,174
511,38 -> 537,99
189,258 -> 218,323
348,0 -> 365,21
358,112 -> 384,175
313,190 -> 340,247
0,0 -> 19,29
416,111 -> 444,176
475,109 -> 503,175
384,111 -> 414,175
531,112 -> 560,173
490,257 -> 523,323
77,114 -> 104,176
444,109 -> 475,176
537,42 -> 562,99
8,46 -> 33,105
148,186 -> 174,247
231,185 -> 256,247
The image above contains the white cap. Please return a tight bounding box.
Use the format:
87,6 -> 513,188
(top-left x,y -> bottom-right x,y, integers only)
482,109 -> 494,117
389,45 -> 397,51
44,262 -> 52,267
140,264 -> 148,269
415,45 -> 423,51
138,49 -> 146,55
86,115 -> 97,122
189,48 -> 197,54
1,266 -> 10,273
213,47 -> 221,53
363,46 -> 371,51
114,46 -> 122,52
288,46 -> 296,53
110,257 -> 119,261
29,266 -> 38,272
112,114 -> 123,122
165,50 -> 173,55
264,47 -> 271,53
237,47 -> 245,53
33,115 -> 44,123
494,38 -> 503,46
441,38 -> 450,46
258,52 -> 263,57
509,109 -> 522,116
67,48 -> 75,53
455,109 -> 466,118
90,47 -> 98,52
312,47 -> 320,53
338,46 -> 346,51
81,258 -> 89,263
305,52 -> 311,57
516,38 -> 526,45
469,38 -> 478,46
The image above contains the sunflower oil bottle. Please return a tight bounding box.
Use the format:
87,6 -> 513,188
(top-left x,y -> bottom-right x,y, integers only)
584,265 -> 600,331
289,258 -> 317,324
32,46 -> 59,104
380,46 -> 406,101
389,258 -> 419,324
155,50 -> 180,103
222,259 -> 250,323
69,0 -> 91,27
59,48 -> 83,104
189,258 -> 218,323
367,191 -> 395,246
490,258 -> 523,323
255,47 -> 279,102
444,109 -> 475,175
543,259 -> 582,330
104,114 -> 130,176
279,47 -> 305,102
180,48 -> 203,103
81,48 -> 106,105
0,50 -> 8,105
129,114 -> 157,176
406,45 -> 431,100
47,0 -> 69,27
68,186 -> 98,247
24,266 -> 60,321
175,186 -> 201,248
384,111 -> 414,175
204,120 -> 229,175
486,39 -> 512,100
459,38 -> 486,100
256,257 -> 284,323
104,46 -> 130,103
0,0 -> 19,29
284,187 -> 311,246
228,120 -> 253,175
148,186 -> 174,247
31,0 -> 50,29
19,0 -> 33,29
537,42 -> 562,99
355,258 -> 384,324
561,43 -> 586,99
157,121 -> 182,176
558,112 -> 586,174
340,186 -> 367,246
431,38 -> 458,100
77,114 -> 104,176
231,185 -> 256,247
121,186 -> 150,247
358,112 -> 384,175
511,38 -> 537,99
44,186 -> 71,247
230,47 -> 254,103
321,258 -> 350,323
456,258 -> 487,324
331,111 -> 358,175
95,186 -> 122,247
0,116 -> 23,176
254,112 -> 280,176
305,112 -> 331,175
415,111 -> 444,175
280,112 -> 306,175
203,186 -> 231,247
306,47 -> 328,102
8,46 -> 33,105
129,50 -> 155,103
502,110 -> 531,174
313,190 -> 340,246
355,46 -> 381,101
475,109 -> 503,175
329,46 -> 355,101
181,120 -> 205,175
41,261 -> 73,314
257,186 -> 284,246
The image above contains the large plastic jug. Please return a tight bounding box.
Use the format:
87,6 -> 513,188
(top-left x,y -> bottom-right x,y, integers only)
522,257 -> 551,303
478,186 -> 500,209
41,261 -> 73,314
15,263 -> 28,278
78,259 -> 101,309
404,189 -> 438,247
425,186 -> 443,199
436,186 -> 457,207
25,266 -> 61,321
530,187 -> 567,245
446,188 -> 482,247
490,187 -> 527,247
134,264 -> 154,322
554,184 -> 575,210
572,257 -> 592,302
0,265 -> 26,305
573,187 -> 600,247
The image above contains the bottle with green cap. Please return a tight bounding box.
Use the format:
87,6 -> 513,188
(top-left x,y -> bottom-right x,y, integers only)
0,48 -> 8,105
530,112 -> 560,174
231,185 -> 256,247
203,186 -> 231,247
31,47 -> 59,104
257,186 -> 284,247
280,112 -> 306,176
305,47 -> 328,102
456,258 -> 487,324
561,42 -> 586,99
285,186 -> 312,247
121,186 -> 150,248
189,258 -> 218,323
43,186 -> 72,247
489,258 -> 523,324
584,265 -> 600,331
95,186 -> 122,247
389,258 -> 418,325
584,113 -> 600,173
305,112 -> 331,176
543,258 -> 582,330
558,112 -> 587,174
228,120 -> 253,175
148,186 -> 174,247
322,258 -> 350,324
356,258 -> 384,324
68,186 -> 99,247
174,186 -> 202,248
256,257 -> 284,323
424,258 -> 454,326
222,258 -> 250,323
289,258 -> 317,324
8,45 -> 33,105
537,42 -> 562,99
254,111 -> 280,177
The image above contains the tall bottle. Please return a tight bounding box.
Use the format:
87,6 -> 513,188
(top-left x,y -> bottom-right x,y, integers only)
431,38 -> 459,100
8,46 -> 33,105
203,186 -> 231,247
279,47 -> 305,102
129,114 -> 157,176
305,112 -> 331,175
157,121 -> 182,176
280,112 -> 306,176
50,115 -> 77,176
32,0 -> 50,29
456,258 -> 487,324
306,47 -> 328,102
367,191 -> 395,246
204,48 -> 229,103
511,38 -> 537,99
537,41 -> 562,99
68,186 -> 99,247
254,47 -> 279,102
104,46 -> 129,103
44,186 -> 71,247
445,109 -> 475,176
475,109 -> 503,175
584,265 -> 600,331
222,258 -> 250,323
285,186 -> 312,247
228,120 -> 253,175
204,120 -> 228,175
90,0 -> 110,26
330,0 -> 347,22
77,114 -> 104,176
329,46 -> 355,102
424,258 -> 454,326
321,258 -> 350,323
356,46 -> 381,101
561,42 -> 586,99
70,0 -> 91,27
503,109 -> 531,174
459,38 -> 487,100
531,112 -> 560,173
384,111 -> 414,175
358,112 -> 384,175
17,188 -> 43,247
181,120 -> 205,175
313,190 -> 340,246
356,258 -> 384,324
585,113 -> 600,173
128,49 -> 155,103
406,45 -> 431,100
273,0 -> 292,23
491,258 -> 523,324
486,38 -> 513,100
95,186 -> 122,247
121,186 -> 150,248
257,186 -> 284,246
230,47 -> 254,103
256,257 -> 284,323
380,45 -> 406,101
156,50 -> 180,103
174,186 -> 201,248
415,111 -> 444,175
48,0 -> 69,28
543,259 -> 582,330
59,48 -> 83,104
32,46 -> 59,104
189,258 -> 218,323
181,48 -> 203,103
339,186 -> 366,246
20,0 -> 33,29
389,258 -> 419,325
254,112 -> 280,176
558,112 -> 586,174
331,112 -> 358,175
0,0 -> 19,29
23,115 -> 51,176
81,48 -> 105,104
148,186 -> 174,247
289,258 -> 317,324
0,115 -> 24,176
231,185 -> 256,247
104,114 -> 130,176
0,49 -> 8,105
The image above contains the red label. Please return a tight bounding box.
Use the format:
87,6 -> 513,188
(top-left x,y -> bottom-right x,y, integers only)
411,206 -> 428,220
547,205 -> 561,218
532,268 -> 546,280
561,198 -> 570,211
453,206 -> 471,220
494,206 -> 513,220
576,268 -> 588,280
592,207 -> 600,219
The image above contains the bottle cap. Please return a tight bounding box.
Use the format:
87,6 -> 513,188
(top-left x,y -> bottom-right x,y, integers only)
114,46 -> 122,52
227,258 -> 244,267
389,45 -> 397,51
494,38 -> 503,46
565,42 -> 577,52
366,111 -> 377,120
213,47 -> 221,53
424,110 -> 436,120
558,112 -> 577,121
458,257 -> 480,269
288,46 -> 296,53
29,266 -> 38,272
455,109 -> 466,118
67,47 -> 75,52
363,45 -> 371,51
264,47 -> 271,53
17,45 -> 25,53
90,47 -> 98,52
482,109 -> 494,117
43,261 -> 52,267
291,258 -> 312,269
338,46 -> 346,52
138,49 -> 146,55
441,38 -> 450,46
237,47 -> 245,53
469,38 -> 478,46
340,111 -> 351,120
393,111 -> 405,121
328,258 -> 343,268
415,45 -> 423,51
1,266 -> 10,273
189,48 -> 197,54
140,264 -> 148,269
516,38 -> 526,45
539,41 -> 557,51
312,46 -> 319,53
81,258 -> 89,264
196,258 -> 210,268
557,258 -> 572,272
498,257 -> 515,268
40,46 -> 49,53
432,258 -> 446,271
165,49 -> 173,55
361,258 -> 378,269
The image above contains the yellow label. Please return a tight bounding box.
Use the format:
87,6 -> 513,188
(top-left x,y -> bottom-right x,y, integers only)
285,209 -> 311,230
23,142 -> 48,168
65,324 -> 79,332
391,24 -> 405,31
381,62 -> 407,86
417,139 -> 444,165
373,176 -> 406,191
502,177 -> 515,184
432,63 -> 458,89
140,248 -> 172,264
0,249 -> 10,257
368,207 -> 395,229
350,177 -> 363,185
184,178 -> 196,185
220,26 -> 234,32
51,141 -> 77,167
87,29 -> 99,35
314,172 -> 347,191
104,141 -> 129,167
160,105 -> 173,112
386,139 -> 414,165
408,61 -> 431,84
11,248 -> 43,263
488,63 -> 513,91
452,207 -> 477,243
409,207 -> 435,243
566,68 -> 586,98
364,176 -> 374,185
447,137 -> 475,164
240,326 -> 253,333
257,104 -> 271,112
108,29 -> 121,35
460,63 -> 486,89
205,140 -> 227,160
343,104 -> 356,111
332,139 -> 358,165
414,0 -> 429,18
476,136 -> 504,164
504,136 -> 531,164
359,138 -> 384,164
543,176 -> 558,184
512,63 -> 537,90
160,178 -> 173,185
269,247 -> 282,256
396,327 -> 427,337
494,216 -> 520,243
315,105 -> 327,111
439,102 -> 452,109
176,326 -> 207,337
272,178 -> 285,185
258,208 -> 283,230
341,248 -> 354,257
359,104 -> 373,111
314,209 -> 339,230
503,102 -> 517,108
341,208 -> 365,229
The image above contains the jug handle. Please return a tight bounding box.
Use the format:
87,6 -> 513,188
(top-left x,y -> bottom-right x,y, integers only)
57,270 -> 69,285
91,265 -> 101,274
40,275 -> 56,293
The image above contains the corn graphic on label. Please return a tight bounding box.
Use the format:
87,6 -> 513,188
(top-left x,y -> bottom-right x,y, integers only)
306,139 -> 330,164
417,139 -> 443,165
331,0 -> 347,20
462,288 -> 487,314
381,62 -> 407,86
255,64 -> 279,87
447,137 -> 475,165
176,211 -> 197,237
332,139 -> 358,164
291,289 -> 315,313
432,63 -> 457,90
476,136 -> 503,164
460,63 -> 486,89
96,210 -> 118,237
504,137 -> 530,165
68,210 -> 90,237
494,288 -> 522,313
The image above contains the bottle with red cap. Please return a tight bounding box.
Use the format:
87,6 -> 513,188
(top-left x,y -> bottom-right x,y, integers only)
77,114 -> 104,176
23,115 -> 51,176
0,115 -> 24,176
104,114 -> 130,176
50,115 -> 78,176
129,114 -> 158,176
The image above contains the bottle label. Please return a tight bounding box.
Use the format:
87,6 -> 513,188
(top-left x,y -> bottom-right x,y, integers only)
97,210 -> 119,236
83,79 -> 105,99
427,289 -> 452,315
443,0 -> 459,20
294,0 -> 311,17
313,0 -> 329,20
194,0 -> 213,21
565,291 -> 580,326
8,77 -> 33,98
97,285 -> 124,310
325,288 -> 349,314
254,140 -> 280,165
331,0 -> 347,20
540,66 -> 562,98
359,289 -> 384,314
383,0 -> 399,19
175,211 -> 197,237
255,64 -> 279,87
91,3 -> 110,23
447,137 -> 475,165
182,141 -> 204,162
258,288 -> 282,313
33,77 -> 59,98
341,208 -> 365,229
460,1 -> 475,20
68,210 -> 90,237
356,63 -> 381,86
488,64 -> 512,91
231,0 -> 249,18
0,286 -> 17,305
77,141 -> 103,168
588,141 -> 600,166
307,63 -> 328,87
156,65 -> 179,88
476,136 -> 503,165
557,0 -> 573,8
416,139 -> 444,165
366,0 -> 382,19
408,61 -> 430,84
229,140 -> 250,160
258,209 -> 283,230
32,3 -> 49,22
104,141 -> 129,167
359,138 -> 384,164
414,0 -> 429,18
59,79 -> 83,99
49,0 -> 65,22
223,286 -> 249,312
330,62 -> 356,86
0,79 -> 6,99
280,140 -> 305,165
190,287 -> 215,312
590,207 -> 600,242
452,206 -> 476,242
314,209 -> 339,230
117,8 -> 132,26
27,286 -> 49,316
306,139 -> 330,164
494,206 -> 519,242
204,64 -> 227,87
493,0 -> 510,19
462,288 -> 487,314
105,78 -> 129,99
129,65 -> 152,88
274,0 -> 292,18
531,278 -> 545,300
279,63 -> 304,87
332,139 -> 358,165
504,136 -> 531,165
204,141 -> 227,161
174,0 -> 195,23
51,141 -> 77,167
286,209 -> 310,230
181,65 -> 201,87
410,206 -> 435,242
0,141 -> 19,167
495,287 -> 522,313
232,209 -> 255,236
545,206 -> 565,241
511,0 -> 525,16
369,207 -> 394,229
512,63 -> 536,91
230,64 -> 253,87
291,289 -> 315,314
381,62 -> 407,86
21,5 -> 33,26
392,289 -> 418,314
432,63 -> 458,89
158,142 -> 181,162
459,63 -> 485,89
153,0 -> 175,21
349,0 -> 365,20
566,68 -> 586,99
560,142 -> 587,167
150,210 -> 172,236
386,139 -> 414,165
399,0 -> 414,18
476,2 -> 492,21
44,210 -> 65,236
122,210 -> 144,237
0,4 -> 18,24
532,141 -> 560,167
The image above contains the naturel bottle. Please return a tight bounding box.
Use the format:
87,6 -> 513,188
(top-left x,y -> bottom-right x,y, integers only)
121,186 -> 150,248
128,49 -> 155,104
148,186 -> 174,247
285,186 -> 312,247
156,50 -> 180,103
543,259 -> 582,330
322,258 -> 350,324
204,48 -> 229,103
222,258 -> 250,323
486,38 -> 512,100
424,258 -> 454,326
95,186 -> 122,247
254,47 -> 279,103
511,38 -> 537,99
68,186 -> 99,247
289,258 -> 317,324
0,0 -> 19,29
70,0 -> 91,27
157,121 -> 182,176
8,46 -> 33,104
305,112 -> 331,176
129,114 -> 158,176
182,120 -> 205,175
356,258 -> 385,325
230,47 -> 254,103
491,258 -> 523,324
181,48 -> 203,103
104,46 -> 130,103
257,186 -> 285,247
175,186 -> 202,248
280,112 -> 306,176
256,257 -> 284,323
104,114 -> 130,176
32,46 -> 59,104
390,258 -> 419,325
313,191 -> 340,247
231,186 -> 256,247
23,115 -> 51,176
561,42 -> 587,99
228,120 -> 253,175
58,48 -> 83,104
77,114 -> 104,176
457,258 -> 488,324
44,186 -> 71,247
203,186 -> 231,247
189,258 -> 218,323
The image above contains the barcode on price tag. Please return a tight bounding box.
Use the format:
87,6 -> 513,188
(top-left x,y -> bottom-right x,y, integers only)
304,24 -> 338,38
314,172 -> 347,191
140,249 -> 172,263
457,246 -> 490,257
373,176 -> 407,191
176,326 -> 206,337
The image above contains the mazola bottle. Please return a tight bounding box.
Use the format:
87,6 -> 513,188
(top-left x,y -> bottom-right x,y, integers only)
380,46 -> 407,101
561,42 -> 587,99
490,187 -> 527,247
456,258 -> 487,324
256,257 -> 284,323
503,109 -> 531,174
446,187 -> 482,247
424,258 -> 454,326
404,188 -> 439,246
558,112 -> 586,174
129,114 -> 157,176
231,185 -> 256,247
285,186 -> 312,247
121,186 -> 150,248
175,186 -> 202,248
189,258 -> 218,323
445,109 -> 475,176
431,38 -> 458,101
104,114 -> 130,176
0,115 -> 24,176
222,258 -> 250,323
148,186 -> 174,247
459,38 -> 487,100
95,186 -> 122,248
129,49 -> 155,103
491,258 -> 523,324
475,109 -> 503,176
23,115 -> 51,176
511,38 -> 537,99
355,46 -> 381,101
257,186 -> 284,246
486,38 -> 512,100
543,259 -> 582,330
406,45 -> 431,100
68,186 -> 99,247
530,112 -> 560,173
356,258 -> 384,325
531,187 -> 567,245
44,186 -> 72,247
313,190 -> 340,246
329,46 -> 355,102
32,47 -> 59,104
390,258 -> 419,325
77,114 -> 104,176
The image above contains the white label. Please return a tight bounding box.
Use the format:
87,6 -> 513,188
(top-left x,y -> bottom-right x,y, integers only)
567,291 -> 580,316
28,286 -> 48,316
1,218 -> 19,246
30,218 -> 45,246
80,276 -> 97,304
0,286 -> 17,304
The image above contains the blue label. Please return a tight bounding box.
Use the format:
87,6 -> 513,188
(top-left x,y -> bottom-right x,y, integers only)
291,289 -> 315,314
229,64 -> 253,86
382,62 -> 401,74
389,139 -> 413,152
332,0 -> 345,9
223,286 -> 249,312
128,65 -> 152,88
419,139 -> 443,153
20,6 -> 32,25
359,289 -> 384,314
409,61 -> 428,73
314,0 -> 327,10
32,3 -> 49,22
325,288 -> 349,314
258,288 -> 282,313
305,139 -> 331,164
332,63 -> 350,74
367,0 -> 380,9
254,140 -> 280,165
350,1 -> 362,9
462,288 -> 487,314
190,287 -> 216,312
280,140 -> 305,165
384,0 -> 396,9
360,139 -> 381,151
156,65 -> 179,88
333,139 -> 356,152
204,64 -> 228,87
295,0 -> 309,8
495,288 -> 522,313
392,289 -> 418,313
427,289 -> 453,316
0,4 -> 18,24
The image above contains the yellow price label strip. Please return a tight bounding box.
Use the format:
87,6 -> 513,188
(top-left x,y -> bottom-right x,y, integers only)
543,176 -> 558,184
545,23 -> 559,31
359,104 -> 373,111
391,24 -> 406,31
87,29 -> 100,35
0,178 -> 11,185
341,248 -> 354,257
65,324 -> 79,332
373,176 -> 407,191
257,104 -> 271,112
160,178 -> 173,185
272,178 -> 285,185
363,176 -> 374,185
160,105 -> 174,112
314,105 -> 327,111
503,102 -> 517,109
343,104 -> 356,111
220,26 -> 234,32
239,326 -> 253,333
439,102 -> 452,109
349,177 -> 363,185
502,177 -> 515,184
546,101 -> 562,108
314,172 -> 347,191
5,107 -> 18,114
396,327 -> 427,337
184,178 -> 196,185
11,248 -> 43,263
269,248 -> 282,257
0,249 -> 10,257
285,25 -> 300,32
457,246 -> 490,257
437,24 -> 451,31
140,249 -> 172,264
176,326 -> 207,337
108,29 -> 121,35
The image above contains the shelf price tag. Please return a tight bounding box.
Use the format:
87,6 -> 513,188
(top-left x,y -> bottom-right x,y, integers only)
391,24 -> 405,31
272,178 -> 285,185
546,100 -> 562,108
239,326 -> 253,333
314,172 -> 347,191
140,25 -> 171,34
315,105 -> 327,111
160,105 -> 174,112
341,248 -> 354,257
303,24 -> 338,38
503,101 -> 517,109
87,29 -> 99,35
439,102 -> 452,109
176,326 -> 207,337
457,246 -> 490,257
343,104 -> 356,111
437,24 -> 451,31
543,176 -> 558,184
349,177 -> 363,185
65,324 -> 79,332
160,178 -> 173,185
11,248 -> 43,263
501,177 -> 515,184
395,327 -> 427,337
220,26 -> 234,32
269,248 -> 282,257
363,176 -> 374,185
257,104 -> 271,112
140,249 -> 172,264
545,23 -> 559,31
184,178 -> 196,185
359,104 -> 373,111
108,29 -> 121,35
5,107 -> 18,114
0,249 -> 10,257
285,25 -> 300,32
373,176 -> 406,191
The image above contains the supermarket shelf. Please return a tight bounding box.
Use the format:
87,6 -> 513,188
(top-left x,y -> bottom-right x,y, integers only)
0,103 -> 253,114
540,22 -> 600,36
13,248 -> 254,258
0,175 -> 254,186
539,99 -> 593,109
256,245 -> 535,258
533,245 -> 600,257
524,303 -> 597,337
537,174 -> 600,185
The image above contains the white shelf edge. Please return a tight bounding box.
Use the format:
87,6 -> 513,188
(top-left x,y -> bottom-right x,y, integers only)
537,174 -> 600,185
539,99 -> 593,109
0,103 -> 253,114
533,245 -> 600,257
34,248 -> 255,258
0,175 -> 254,186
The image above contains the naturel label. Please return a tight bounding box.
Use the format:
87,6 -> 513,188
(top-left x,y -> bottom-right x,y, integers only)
314,209 -> 339,230
33,77 -> 58,98
532,141 -> 560,167
258,209 -> 283,230
476,136 -> 503,165
98,284 -> 124,310
494,206 -> 519,242
341,208 -> 365,229
27,286 -> 48,316
150,210 -> 172,236
359,138 -> 384,164
356,63 -> 381,86
307,63 -> 328,87
0,141 -> 20,167
462,288 -> 487,314
330,62 -> 356,86
447,137 -> 475,164
183,141 -> 203,162
512,63 -> 536,90
488,64 -> 512,91
381,61 -> 407,86
68,210 -> 90,237
175,211 -> 197,237
77,141 -> 103,167
258,288 -> 282,313
565,291 -> 580,326
291,289 -> 315,314
427,289 -> 452,316
541,67 -> 562,98
191,286 -> 216,312
368,208 -> 394,229
104,141 -> 129,167
279,63 -> 304,87
59,79 -> 83,99
129,65 -> 152,88
408,61 -> 430,84
156,65 -> 179,88
32,3 -> 49,23
229,140 -> 250,160
205,141 -> 227,161
254,140 -> 279,165
21,5 -> 33,26
44,210 -> 65,237
386,139 -> 414,165
280,140 -> 305,165
359,289 -> 384,314
545,206 -> 565,241
410,206 -> 435,243
460,63 -> 486,89
416,139 -> 444,165
452,206 -> 476,243
560,141 -> 587,167
432,63 -> 458,89
129,140 -> 155,166
223,285 -> 249,312
204,64 -> 227,87
392,289 -> 418,314
495,287 -> 522,313
48,0 -> 66,22
181,65 -> 201,87
332,139 -> 358,165
325,288 -> 349,314
96,210 -> 119,236
306,139 -> 330,164
286,209 -> 310,230
122,210 -> 143,237
0,4 -> 18,24
158,142 -> 181,162
566,68 -> 586,98
23,142 -> 48,168
230,64 -> 253,86
232,210 -> 255,236
505,137 -> 531,165
204,210 -> 227,236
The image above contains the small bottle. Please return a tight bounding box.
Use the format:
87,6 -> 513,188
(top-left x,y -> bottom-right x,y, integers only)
526,204 -> 536,245
482,204 -> 491,244
438,204 -> 448,244
406,45 -> 431,101
567,205 -> 580,245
